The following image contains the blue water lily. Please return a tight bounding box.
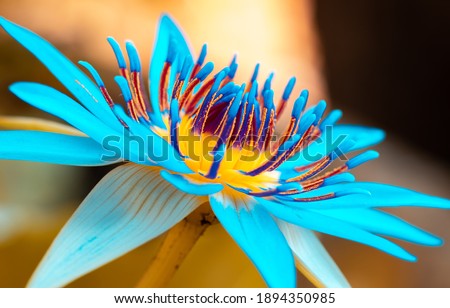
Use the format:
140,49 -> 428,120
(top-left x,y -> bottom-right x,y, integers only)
1,15 -> 449,288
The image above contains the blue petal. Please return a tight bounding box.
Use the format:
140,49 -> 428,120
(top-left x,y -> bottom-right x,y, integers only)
112,105 -> 192,173
259,198 -> 417,261
209,193 -> 296,287
10,82 -> 192,172
0,130 -> 116,166
0,115 -> 84,135
279,182 -> 450,210
10,82 -> 117,143
0,17 -> 121,130
311,208 -> 442,246
335,124 -> 385,150
28,164 -> 205,287
160,170 -> 223,195
150,15 -> 193,127
277,220 -> 350,288
279,125 -> 385,171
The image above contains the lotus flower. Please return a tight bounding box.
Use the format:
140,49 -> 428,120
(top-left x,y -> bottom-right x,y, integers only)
0,15 -> 449,288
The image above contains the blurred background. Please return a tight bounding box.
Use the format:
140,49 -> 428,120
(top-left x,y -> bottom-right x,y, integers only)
0,0 -> 449,287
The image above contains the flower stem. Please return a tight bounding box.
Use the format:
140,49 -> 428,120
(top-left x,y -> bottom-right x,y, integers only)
136,202 -> 216,287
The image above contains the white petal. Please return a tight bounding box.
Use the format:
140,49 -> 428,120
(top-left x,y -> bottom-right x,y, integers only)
28,163 -> 206,287
277,220 -> 350,288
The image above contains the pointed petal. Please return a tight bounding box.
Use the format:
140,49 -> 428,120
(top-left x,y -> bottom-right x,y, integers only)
9,82 -> 116,143
209,193 -> 296,287
28,164 -> 205,287
0,116 -> 84,136
276,220 -> 350,288
0,17 -> 121,130
112,105 -> 192,173
0,130 -> 116,166
259,198 -> 417,261
160,170 -> 223,195
278,182 -> 450,209
311,208 -> 442,246
10,82 -> 191,172
279,125 -> 385,170
335,124 -> 385,150
150,14 -> 193,127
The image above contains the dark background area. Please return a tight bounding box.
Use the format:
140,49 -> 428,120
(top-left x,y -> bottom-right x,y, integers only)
316,0 -> 450,162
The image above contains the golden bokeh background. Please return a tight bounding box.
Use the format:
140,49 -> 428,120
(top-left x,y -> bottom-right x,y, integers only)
0,0 -> 449,287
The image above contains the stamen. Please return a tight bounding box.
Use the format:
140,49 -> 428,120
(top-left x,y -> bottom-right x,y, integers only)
204,143 -> 226,179
266,115 -> 316,172
259,89 -> 275,150
125,41 -> 150,121
180,62 -> 214,113
204,84 -> 239,131
334,188 -> 371,197
262,72 -> 274,96
230,101 -> 248,146
107,37 -> 127,70
187,78 -> 215,111
247,182 -> 302,197
293,193 -> 336,202
287,139 -> 356,182
159,62 -> 171,112
251,63 -> 260,83
78,61 -> 115,108
192,70 -> 228,134
232,101 -> 251,147
179,57 -> 193,82
319,109 -> 342,130
114,76 -> 133,103
323,172 -> 355,186
171,57 -> 194,102
114,75 -> 137,120
311,100 -> 327,126
292,172 -> 355,193
272,112 -> 316,157
195,62 -> 215,81
210,83 -> 242,137
205,85 -> 245,179
93,36 -> 372,205
276,77 -> 296,118
255,104 -> 268,148
247,82 -> 260,147
346,150 -> 379,169
300,168 -> 351,191
126,41 -> 142,72
212,97 -> 236,136
171,57 -> 187,100
78,61 -> 105,87
216,82 -> 238,98
288,156 -> 331,182
226,55 -> 238,81
169,98 -> 182,156
293,188 -> 371,202
275,89 -> 308,149
246,63 -> 259,92
287,148 -> 375,193
214,85 -> 245,149
245,134 -> 301,176
190,44 -> 207,80
235,94 -> 255,145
